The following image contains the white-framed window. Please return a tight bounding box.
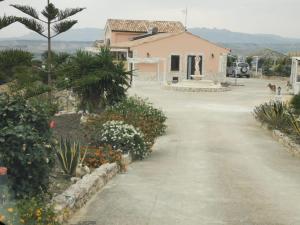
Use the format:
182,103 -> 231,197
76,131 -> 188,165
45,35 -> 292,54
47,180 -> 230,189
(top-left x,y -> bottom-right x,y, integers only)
171,55 -> 180,72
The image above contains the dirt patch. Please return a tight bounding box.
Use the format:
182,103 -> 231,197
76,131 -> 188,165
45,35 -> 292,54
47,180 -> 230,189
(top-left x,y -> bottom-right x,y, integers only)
52,113 -> 91,145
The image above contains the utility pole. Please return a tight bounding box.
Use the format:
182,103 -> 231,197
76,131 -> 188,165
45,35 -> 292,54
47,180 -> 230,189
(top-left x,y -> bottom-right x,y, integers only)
183,7 -> 188,31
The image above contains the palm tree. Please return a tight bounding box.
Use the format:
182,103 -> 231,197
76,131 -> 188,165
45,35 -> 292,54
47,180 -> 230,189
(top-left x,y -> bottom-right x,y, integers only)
10,1 -> 85,89
0,0 -> 17,29
57,48 -> 132,113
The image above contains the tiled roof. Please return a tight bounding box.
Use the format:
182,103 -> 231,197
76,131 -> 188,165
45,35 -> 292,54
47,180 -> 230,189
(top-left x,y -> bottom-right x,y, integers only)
111,32 -> 230,53
106,19 -> 185,33
112,32 -> 181,48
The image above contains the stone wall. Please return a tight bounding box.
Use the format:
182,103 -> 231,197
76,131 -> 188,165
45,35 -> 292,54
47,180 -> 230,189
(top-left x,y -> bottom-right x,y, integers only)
272,130 -> 300,157
53,163 -> 119,222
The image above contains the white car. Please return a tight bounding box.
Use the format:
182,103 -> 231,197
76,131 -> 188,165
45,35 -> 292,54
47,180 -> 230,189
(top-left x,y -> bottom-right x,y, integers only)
227,62 -> 250,78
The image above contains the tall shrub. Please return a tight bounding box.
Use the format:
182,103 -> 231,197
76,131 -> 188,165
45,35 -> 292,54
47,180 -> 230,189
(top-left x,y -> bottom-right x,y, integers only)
0,93 -> 55,199
0,49 -> 33,84
57,48 -> 132,113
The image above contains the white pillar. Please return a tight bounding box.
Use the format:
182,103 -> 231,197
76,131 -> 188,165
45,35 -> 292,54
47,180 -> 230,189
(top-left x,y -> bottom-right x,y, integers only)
157,62 -> 160,82
163,59 -> 167,84
132,62 -> 136,88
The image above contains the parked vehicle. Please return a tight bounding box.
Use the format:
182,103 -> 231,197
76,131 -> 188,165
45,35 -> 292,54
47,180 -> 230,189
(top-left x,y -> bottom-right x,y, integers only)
227,62 -> 250,78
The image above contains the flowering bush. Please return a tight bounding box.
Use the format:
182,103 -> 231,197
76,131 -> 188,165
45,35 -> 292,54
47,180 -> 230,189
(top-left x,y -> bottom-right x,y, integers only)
0,93 -> 55,199
81,145 -> 122,168
0,196 -> 60,225
16,197 -> 60,225
88,96 -> 167,148
92,121 -> 148,160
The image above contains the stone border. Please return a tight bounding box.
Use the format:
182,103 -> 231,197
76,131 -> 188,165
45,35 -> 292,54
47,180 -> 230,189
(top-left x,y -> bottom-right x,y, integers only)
53,163 -> 118,222
163,85 -> 231,92
272,130 -> 300,157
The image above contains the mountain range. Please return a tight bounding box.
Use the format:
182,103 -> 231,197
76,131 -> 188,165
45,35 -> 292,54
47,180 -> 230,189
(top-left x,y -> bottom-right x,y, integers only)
1,27 -> 300,56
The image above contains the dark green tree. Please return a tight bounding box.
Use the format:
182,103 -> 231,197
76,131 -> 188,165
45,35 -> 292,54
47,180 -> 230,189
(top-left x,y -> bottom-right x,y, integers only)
10,1 -> 85,90
227,55 -> 237,67
246,56 -> 253,68
0,0 -> 17,29
57,48 -> 132,113
0,49 -> 33,84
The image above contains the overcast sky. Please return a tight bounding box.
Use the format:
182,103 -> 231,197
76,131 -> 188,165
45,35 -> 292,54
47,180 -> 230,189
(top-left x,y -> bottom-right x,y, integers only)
0,0 -> 299,38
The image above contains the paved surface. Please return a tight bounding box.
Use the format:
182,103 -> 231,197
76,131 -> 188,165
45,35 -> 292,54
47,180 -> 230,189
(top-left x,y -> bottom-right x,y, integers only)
69,79 -> 300,225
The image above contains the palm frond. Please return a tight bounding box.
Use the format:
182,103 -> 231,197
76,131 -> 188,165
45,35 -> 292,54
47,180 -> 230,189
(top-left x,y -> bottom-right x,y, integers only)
16,17 -> 46,37
41,3 -> 59,21
0,15 -> 17,29
57,8 -> 85,21
10,4 -> 40,20
52,20 -> 77,37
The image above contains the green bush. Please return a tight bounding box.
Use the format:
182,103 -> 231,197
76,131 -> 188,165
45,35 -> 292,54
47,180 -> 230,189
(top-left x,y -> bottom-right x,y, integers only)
57,48 -> 132,113
253,100 -> 290,131
99,96 -> 167,147
0,49 -> 33,84
290,95 -> 300,115
0,93 -> 55,199
93,121 -> 148,160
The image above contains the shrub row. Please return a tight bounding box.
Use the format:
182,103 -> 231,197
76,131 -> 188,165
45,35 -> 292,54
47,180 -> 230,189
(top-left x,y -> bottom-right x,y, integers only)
86,96 -> 167,160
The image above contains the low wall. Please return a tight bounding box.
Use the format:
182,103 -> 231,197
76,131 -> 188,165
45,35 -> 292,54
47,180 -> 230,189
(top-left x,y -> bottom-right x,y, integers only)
164,85 -> 231,93
53,163 -> 118,222
272,130 -> 300,157
53,153 -> 133,223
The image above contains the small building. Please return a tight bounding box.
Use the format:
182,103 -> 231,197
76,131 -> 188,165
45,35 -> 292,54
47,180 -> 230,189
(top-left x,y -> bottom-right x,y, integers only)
96,19 -> 230,82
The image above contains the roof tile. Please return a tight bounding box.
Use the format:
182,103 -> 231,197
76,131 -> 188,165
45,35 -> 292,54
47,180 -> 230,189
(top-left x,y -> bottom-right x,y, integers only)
107,19 -> 185,33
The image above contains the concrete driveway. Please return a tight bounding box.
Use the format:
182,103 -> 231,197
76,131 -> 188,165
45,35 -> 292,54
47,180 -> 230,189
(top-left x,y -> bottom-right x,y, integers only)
69,78 -> 300,225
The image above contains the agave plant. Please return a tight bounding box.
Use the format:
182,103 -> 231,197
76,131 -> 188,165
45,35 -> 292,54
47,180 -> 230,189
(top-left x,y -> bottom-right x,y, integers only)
288,111 -> 300,136
253,100 -> 290,130
54,137 -> 86,176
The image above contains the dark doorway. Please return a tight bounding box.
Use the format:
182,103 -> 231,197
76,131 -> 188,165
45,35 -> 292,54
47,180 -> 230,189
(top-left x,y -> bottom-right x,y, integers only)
187,55 -> 203,79
187,55 -> 195,79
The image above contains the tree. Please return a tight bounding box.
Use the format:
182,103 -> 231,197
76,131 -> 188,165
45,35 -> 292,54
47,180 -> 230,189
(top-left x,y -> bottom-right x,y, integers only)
227,55 -> 237,67
57,48 -> 132,113
0,49 -> 33,84
246,56 -> 253,68
10,1 -> 85,90
0,0 -> 17,29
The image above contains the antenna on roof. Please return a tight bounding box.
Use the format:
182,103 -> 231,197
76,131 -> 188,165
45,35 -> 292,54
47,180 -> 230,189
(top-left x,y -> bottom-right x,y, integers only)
182,7 -> 188,31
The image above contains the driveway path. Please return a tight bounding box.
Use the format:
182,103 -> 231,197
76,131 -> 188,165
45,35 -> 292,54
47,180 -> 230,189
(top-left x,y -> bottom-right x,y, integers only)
69,79 -> 300,225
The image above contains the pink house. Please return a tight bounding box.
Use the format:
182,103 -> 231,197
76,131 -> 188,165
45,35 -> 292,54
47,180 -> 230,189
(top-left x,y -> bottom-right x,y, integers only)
103,19 -> 230,82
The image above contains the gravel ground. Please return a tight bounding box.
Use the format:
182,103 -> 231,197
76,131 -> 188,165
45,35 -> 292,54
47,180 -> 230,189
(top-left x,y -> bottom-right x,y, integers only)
69,78 -> 300,225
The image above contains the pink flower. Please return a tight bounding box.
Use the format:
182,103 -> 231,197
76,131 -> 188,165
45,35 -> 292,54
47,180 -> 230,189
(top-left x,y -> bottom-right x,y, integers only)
49,120 -> 56,129
0,167 -> 7,176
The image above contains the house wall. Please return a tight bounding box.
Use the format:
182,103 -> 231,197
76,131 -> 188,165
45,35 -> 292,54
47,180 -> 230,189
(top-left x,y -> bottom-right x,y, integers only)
131,32 -> 229,81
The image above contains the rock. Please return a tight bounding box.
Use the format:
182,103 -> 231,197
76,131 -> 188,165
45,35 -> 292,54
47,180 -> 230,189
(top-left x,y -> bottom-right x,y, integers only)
71,177 -> 81,183
76,164 -> 90,178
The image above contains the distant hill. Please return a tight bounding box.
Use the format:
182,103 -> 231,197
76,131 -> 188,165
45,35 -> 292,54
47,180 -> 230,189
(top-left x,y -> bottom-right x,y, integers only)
188,27 -> 300,44
1,28 -> 104,42
0,40 -> 93,58
248,48 -> 287,59
1,27 -> 300,56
